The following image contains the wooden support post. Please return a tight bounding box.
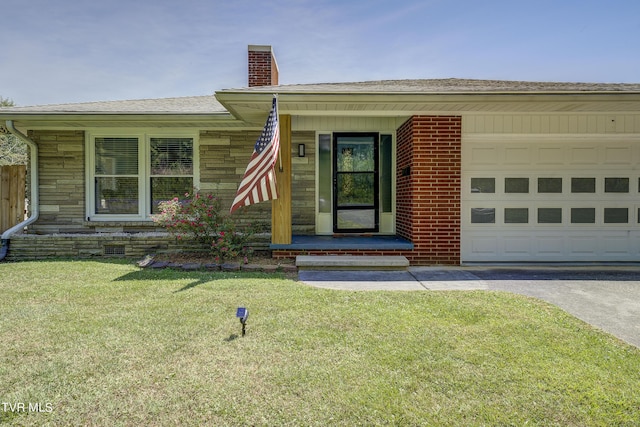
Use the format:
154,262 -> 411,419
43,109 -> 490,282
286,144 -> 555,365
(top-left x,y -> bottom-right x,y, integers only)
272,114 -> 292,244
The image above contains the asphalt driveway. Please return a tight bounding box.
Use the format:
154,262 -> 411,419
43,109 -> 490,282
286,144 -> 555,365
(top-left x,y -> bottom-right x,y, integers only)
298,267 -> 640,348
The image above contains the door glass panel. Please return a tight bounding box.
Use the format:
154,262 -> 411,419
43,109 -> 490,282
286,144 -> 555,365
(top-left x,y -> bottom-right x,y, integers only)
336,137 -> 375,172
318,134 -> 331,213
337,209 -> 376,230
380,134 -> 392,213
334,133 -> 378,232
337,173 -> 374,206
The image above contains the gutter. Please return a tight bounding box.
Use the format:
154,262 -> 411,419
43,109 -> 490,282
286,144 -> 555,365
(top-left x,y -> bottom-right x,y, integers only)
0,120 -> 39,261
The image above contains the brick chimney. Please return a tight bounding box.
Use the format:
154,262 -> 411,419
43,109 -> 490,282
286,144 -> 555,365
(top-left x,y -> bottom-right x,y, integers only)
248,45 -> 279,87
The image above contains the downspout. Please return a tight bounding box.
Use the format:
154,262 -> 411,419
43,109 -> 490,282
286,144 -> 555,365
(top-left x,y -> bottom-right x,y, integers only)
0,120 -> 39,261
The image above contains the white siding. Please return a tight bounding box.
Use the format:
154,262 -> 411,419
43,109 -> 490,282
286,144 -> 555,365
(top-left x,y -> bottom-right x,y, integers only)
464,114 -> 640,134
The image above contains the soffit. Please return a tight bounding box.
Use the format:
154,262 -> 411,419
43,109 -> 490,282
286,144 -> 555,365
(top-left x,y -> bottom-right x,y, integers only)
216,79 -> 640,123
216,92 -> 640,124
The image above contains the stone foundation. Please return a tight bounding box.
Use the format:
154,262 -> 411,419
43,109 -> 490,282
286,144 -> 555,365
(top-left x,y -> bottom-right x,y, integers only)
4,233 -> 269,261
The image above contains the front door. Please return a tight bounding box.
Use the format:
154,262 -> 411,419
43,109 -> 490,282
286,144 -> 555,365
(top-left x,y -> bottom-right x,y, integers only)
333,133 -> 379,233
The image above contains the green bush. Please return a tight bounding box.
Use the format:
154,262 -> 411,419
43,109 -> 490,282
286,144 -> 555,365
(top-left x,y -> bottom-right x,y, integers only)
152,191 -> 256,262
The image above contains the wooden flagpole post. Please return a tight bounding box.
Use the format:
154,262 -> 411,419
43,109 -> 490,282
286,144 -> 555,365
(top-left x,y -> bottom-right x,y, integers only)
271,114 -> 292,244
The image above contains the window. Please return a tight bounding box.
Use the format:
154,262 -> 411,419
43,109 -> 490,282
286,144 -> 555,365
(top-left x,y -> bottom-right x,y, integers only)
471,178 -> 495,193
471,208 -> 495,223
605,178 -> 629,193
150,138 -> 194,213
505,208 -> 528,223
94,137 -> 139,214
538,178 -> 562,193
571,208 -> 595,223
604,208 -> 628,223
89,133 -> 195,219
538,208 -> 562,224
505,178 -> 529,193
571,178 -> 595,193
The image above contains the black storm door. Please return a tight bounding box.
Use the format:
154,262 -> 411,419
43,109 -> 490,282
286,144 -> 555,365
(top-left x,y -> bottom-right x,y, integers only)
333,133 -> 379,233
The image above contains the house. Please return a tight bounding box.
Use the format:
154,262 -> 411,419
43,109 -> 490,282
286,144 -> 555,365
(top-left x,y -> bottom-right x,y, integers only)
2,45 -> 640,264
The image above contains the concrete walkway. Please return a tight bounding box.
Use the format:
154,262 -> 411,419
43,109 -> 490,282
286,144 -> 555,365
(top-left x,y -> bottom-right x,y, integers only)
298,266 -> 640,348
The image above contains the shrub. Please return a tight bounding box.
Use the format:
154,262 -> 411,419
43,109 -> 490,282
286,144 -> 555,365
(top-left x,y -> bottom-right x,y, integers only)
152,191 -> 256,262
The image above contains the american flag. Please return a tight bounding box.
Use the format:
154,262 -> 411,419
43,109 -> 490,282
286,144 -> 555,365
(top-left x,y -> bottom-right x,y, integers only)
230,96 -> 280,213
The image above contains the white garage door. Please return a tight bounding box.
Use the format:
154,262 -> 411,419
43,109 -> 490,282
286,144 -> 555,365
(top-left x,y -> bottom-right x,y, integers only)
461,135 -> 640,262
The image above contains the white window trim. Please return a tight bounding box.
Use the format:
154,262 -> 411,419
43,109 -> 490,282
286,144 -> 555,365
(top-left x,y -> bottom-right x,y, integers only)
86,130 -> 200,221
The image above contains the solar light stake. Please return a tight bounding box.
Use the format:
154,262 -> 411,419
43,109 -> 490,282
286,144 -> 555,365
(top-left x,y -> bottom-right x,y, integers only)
236,307 -> 249,336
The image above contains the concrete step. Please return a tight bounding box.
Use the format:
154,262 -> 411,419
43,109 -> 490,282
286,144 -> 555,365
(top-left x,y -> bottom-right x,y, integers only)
296,255 -> 409,271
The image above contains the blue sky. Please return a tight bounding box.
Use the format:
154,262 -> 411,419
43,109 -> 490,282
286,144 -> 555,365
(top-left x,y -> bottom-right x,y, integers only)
2,0 -> 639,106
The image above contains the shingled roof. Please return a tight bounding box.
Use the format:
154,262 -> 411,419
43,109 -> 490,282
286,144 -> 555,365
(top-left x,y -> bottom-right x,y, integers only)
0,95 -> 227,114
3,79 -> 640,115
221,78 -> 640,94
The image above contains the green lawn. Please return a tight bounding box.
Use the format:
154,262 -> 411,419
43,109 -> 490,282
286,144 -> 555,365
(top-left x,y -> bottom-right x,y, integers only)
1,260 -> 639,426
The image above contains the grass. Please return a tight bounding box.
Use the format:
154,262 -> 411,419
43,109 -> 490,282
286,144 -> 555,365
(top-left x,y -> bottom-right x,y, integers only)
1,260 -> 639,426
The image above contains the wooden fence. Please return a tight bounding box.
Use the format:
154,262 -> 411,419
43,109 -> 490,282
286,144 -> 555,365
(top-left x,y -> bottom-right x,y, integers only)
0,165 -> 26,234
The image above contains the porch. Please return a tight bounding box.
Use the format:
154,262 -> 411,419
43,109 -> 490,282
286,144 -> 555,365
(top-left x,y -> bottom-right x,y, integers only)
270,234 -> 414,251
270,234 -> 415,265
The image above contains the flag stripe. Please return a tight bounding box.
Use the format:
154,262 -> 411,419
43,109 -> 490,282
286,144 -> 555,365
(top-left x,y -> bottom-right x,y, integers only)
230,97 -> 280,213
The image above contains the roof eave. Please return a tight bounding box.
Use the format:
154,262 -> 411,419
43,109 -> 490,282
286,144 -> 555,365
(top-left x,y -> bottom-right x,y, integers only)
216,91 -> 640,122
0,111 -> 240,129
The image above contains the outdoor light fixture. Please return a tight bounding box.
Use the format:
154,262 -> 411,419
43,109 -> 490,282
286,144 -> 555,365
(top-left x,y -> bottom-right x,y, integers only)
236,307 -> 249,336
298,143 -> 305,157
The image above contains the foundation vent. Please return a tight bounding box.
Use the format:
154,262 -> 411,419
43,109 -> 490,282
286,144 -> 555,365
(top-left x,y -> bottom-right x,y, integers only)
104,245 -> 126,256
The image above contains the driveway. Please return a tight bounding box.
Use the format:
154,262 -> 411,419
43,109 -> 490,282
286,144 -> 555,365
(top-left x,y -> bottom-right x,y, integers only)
298,267 -> 640,348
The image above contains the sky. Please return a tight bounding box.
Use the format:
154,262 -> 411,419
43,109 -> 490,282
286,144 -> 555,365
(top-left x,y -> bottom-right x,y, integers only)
1,0 -> 639,106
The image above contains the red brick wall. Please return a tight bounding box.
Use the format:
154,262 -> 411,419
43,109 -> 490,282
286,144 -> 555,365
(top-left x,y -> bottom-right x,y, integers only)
396,116 -> 462,265
248,46 -> 279,87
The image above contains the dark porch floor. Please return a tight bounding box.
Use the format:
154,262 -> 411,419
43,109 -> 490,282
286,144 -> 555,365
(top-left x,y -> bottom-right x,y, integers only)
269,235 -> 414,251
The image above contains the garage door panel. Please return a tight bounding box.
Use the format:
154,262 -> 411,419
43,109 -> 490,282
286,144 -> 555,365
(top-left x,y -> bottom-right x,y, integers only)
503,236 -> 531,255
604,146 -> 633,165
469,236 -> 499,256
534,236 -> 564,256
471,147 -> 498,165
464,230 -> 640,262
536,147 -> 565,165
504,147 -> 530,165
568,236 -> 599,255
602,236 -> 631,255
570,146 -> 598,165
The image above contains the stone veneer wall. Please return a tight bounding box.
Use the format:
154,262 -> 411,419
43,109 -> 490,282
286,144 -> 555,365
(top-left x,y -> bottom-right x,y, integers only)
5,233 -> 271,261
199,129 -> 315,233
28,130 -> 86,234
290,131 -> 315,234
